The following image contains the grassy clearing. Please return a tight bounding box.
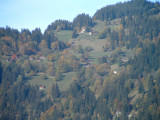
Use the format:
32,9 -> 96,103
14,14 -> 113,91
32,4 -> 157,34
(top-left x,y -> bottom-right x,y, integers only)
56,30 -> 72,42
93,18 -> 121,33
150,12 -> 160,19
128,86 -> 142,105
27,74 -> 55,93
57,72 -> 75,91
75,36 -> 108,52
27,72 -> 75,93
92,20 -> 106,32
121,46 -> 135,58
125,49 -> 135,58
77,33 -> 97,40
110,64 -> 119,71
89,51 -> 109,64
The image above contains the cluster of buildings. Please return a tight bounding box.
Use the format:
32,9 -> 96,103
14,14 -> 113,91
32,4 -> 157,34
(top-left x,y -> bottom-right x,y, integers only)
113,110 -> 132,120
83,59 -> 93,68
29,55 -> 46,62
80,27 -> 99,36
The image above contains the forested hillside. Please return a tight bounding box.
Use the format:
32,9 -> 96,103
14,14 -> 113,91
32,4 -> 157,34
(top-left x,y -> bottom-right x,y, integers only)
0,0 -> 160,120
94,0 -> 160,21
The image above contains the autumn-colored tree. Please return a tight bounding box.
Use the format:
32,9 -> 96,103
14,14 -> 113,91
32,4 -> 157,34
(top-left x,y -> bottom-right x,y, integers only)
126,65 -> 132,74
143,38 -> 151,47
62,49 -> 68,55
103,42 -> 112,52
72,76 -> 77,81
83,52 -> 89,60
65,42 -> 70,48
21,29 -> 31,43
58,55 -> 65,72
55,71 -> 63,81
47,54 -> 56,62
30,70 -> 36,76
51,42 -> 59,51
2,45 -> 12,55
96,63 -> 110,76
113,98 -> 118,110
92,79 -> 102,98
1,36 -> 12,41
56,25 -> 61,32
102,78 -> 109,89
119,24 -> 123,31
85,66 -> 95,82
43,30 -> 58,49
71,59 -> 79,71
135,48 -> 142,56
47,65 -> 55,76
18,43 -> 26,55
57,55 -> 72,73
23,60 -> 32,73
39,40 -> 48,50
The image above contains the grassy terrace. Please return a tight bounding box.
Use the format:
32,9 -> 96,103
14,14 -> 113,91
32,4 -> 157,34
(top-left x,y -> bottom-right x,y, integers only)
55,30 -> 72,42
27,72 -> 75,93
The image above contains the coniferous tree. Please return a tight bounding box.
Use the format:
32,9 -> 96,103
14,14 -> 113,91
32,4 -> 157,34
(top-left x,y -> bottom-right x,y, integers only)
72,28 -> 79,38
73,13 -> 92,30
51,83 -> 60,98
31,28 -> 42,46
43,30 -> 57,49
138,81 -> 144,93
0,62 -> 2,83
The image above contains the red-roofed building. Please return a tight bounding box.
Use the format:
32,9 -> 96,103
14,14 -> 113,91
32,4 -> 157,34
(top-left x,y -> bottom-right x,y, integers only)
11,54 -> 18,60
39,85 -> 46,90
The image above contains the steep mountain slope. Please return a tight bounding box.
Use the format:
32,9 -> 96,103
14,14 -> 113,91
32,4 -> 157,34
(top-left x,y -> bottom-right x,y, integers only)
0,0 -> 160,120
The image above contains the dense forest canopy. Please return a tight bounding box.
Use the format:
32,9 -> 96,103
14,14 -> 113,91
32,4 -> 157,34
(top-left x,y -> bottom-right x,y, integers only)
0,0 -> 160,119
93,0 -> 160,21
47,20 -> 73,31
73,13 -> 93,30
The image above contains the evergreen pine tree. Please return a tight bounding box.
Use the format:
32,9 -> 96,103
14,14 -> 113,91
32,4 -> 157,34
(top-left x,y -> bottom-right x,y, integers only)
51,83 -> 60,98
